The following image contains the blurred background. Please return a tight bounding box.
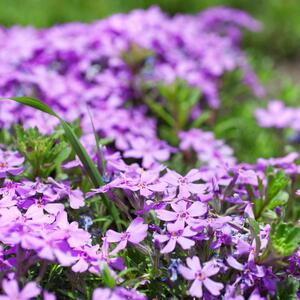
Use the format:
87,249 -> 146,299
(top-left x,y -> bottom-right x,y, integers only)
0,0 -> 300,64
1,0 -> 300,163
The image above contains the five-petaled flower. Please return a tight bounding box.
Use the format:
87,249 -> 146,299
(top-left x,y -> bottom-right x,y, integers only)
153,222 -> 196,253
0,149 -> 24,178
178,256 -> 223,298
162,169 -> 208,199
0,279 -> 41,300
106,218 -> 148,255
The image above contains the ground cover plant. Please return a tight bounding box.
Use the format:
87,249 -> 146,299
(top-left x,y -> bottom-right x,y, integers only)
0,6 -> 299,299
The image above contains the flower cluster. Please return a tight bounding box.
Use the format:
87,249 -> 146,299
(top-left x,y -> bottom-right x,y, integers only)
179,129 -> 236,168
0,6 -> 263,170
0,5 -> 299,300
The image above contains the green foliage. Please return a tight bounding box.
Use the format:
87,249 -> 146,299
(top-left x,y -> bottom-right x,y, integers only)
145,79 -> 202,145
122,43 -> 153,74
253,169 -> 289,220
248,218 -> 261,257
276,276 -> 300,300
158,79 -> 201,131
101,264 -> 116,289
270,222 -> 300,257
265,169 -> 289,203
15,125 -> 71,179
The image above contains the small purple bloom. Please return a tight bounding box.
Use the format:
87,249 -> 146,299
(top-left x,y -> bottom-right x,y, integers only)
178,256 -> 223,298
162,169 -> 208,198
154,222 -> 196,253
106,218 -> 148,255
0,279 -> 40,300
0,149 -> 24,178
156,200 -> 207,227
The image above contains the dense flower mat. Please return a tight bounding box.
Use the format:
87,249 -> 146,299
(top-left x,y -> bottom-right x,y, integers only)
0,6 -> 299,300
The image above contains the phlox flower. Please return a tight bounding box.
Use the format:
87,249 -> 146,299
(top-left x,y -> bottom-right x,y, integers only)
0,180 -> 19,208
48,178 -> 85,209
106,218 -> 148,255
154,222 -> 196,253
0,149 -> 24,178
89,237 -> 124,275
162,169 -> 208,199
178,256 -> 223,298
92,287 -> 146,300
124,137 -> 171,168
54,211 -> 91,248
0,279 -> 40,300
156,200 -> 207,227
190,215 -> 231,231
89,169 -> 166,197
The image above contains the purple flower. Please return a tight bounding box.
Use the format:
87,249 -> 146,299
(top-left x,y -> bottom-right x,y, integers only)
55,211 -> 91,248
191,215 -> 231,231
255,100 -> 295,129
89,237 -> 124,275
0,279 -> 40,300
92,287 -> 146,300
178,256 -> 223,298
106,218 -> 148,255
0,149 -> 24,178
89,169 -> 166,197
124,137 -> 171,168
156,200 -> 207,227
43,291 -> 56,300
48,178 -> 85,209
179,129 -> 236,167
162,169 -> 208,198
226,255 -> 266,289
154,222 -> 196,253
134,170 -> 167,197
0,180 -> 19,208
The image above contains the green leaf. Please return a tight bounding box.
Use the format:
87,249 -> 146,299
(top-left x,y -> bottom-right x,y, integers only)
276,275 -> 300,300
265,170 -> 289,203
255,170 -> 289,219
270,222 -> 300,257
6,96 -> 103,186
87,106 -> 106,174
101,263 -> 116,289
253,198 -> 263,217
261,209 -> 278,222
257,175 -> 264,200
1,96 -> 121,229
190,111 -> 210,128
14,125 -> 72,179
248,218 -> 261,256
266,190 -> 289,210
145,98 -> 174,126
